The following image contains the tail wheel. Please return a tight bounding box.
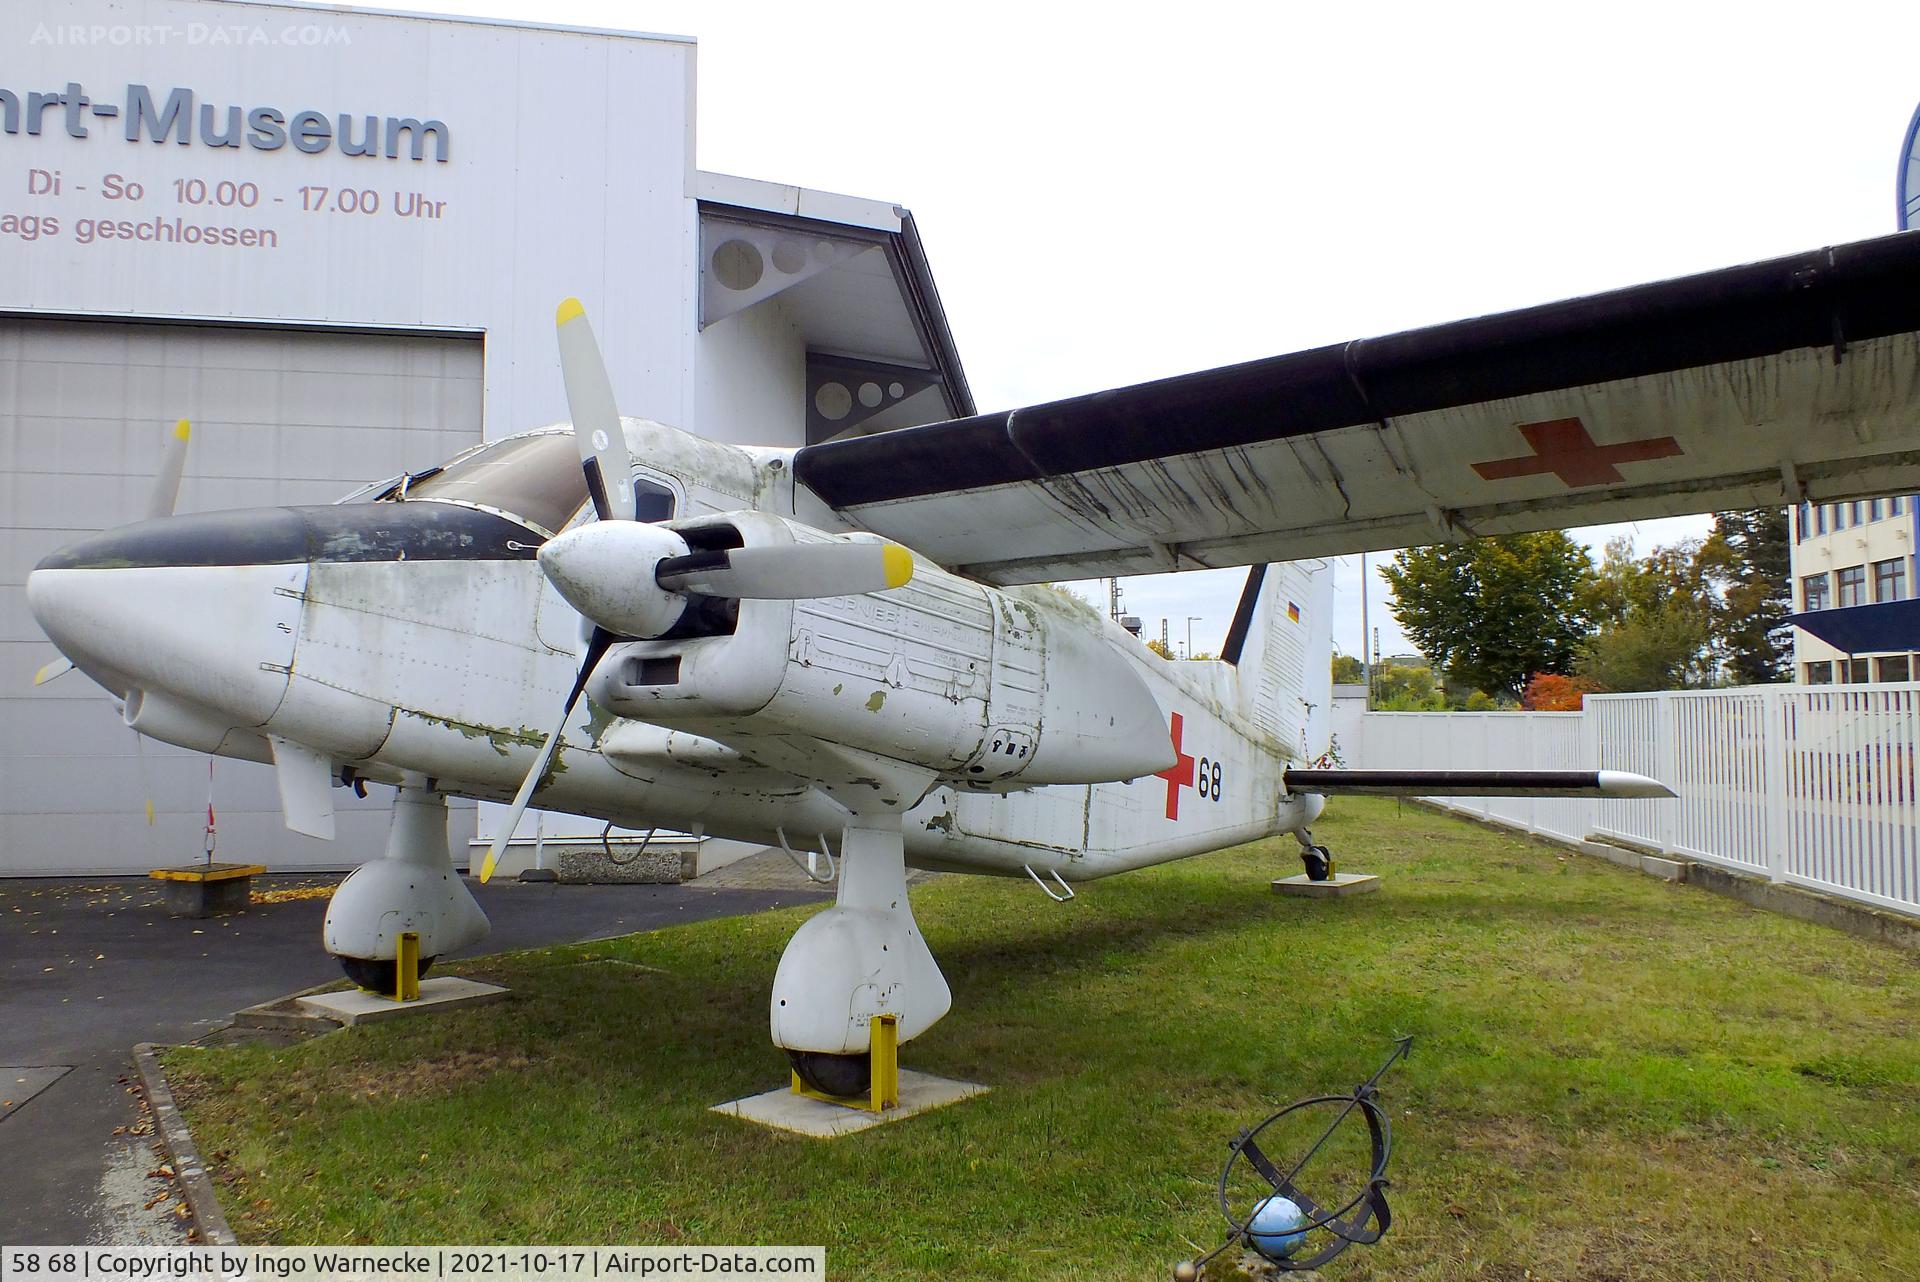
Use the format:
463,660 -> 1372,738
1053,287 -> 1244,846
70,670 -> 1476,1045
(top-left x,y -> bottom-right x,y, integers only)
1301,845 -> 1333,882
338,953 -> 438,993
787,1048 -> 871,1098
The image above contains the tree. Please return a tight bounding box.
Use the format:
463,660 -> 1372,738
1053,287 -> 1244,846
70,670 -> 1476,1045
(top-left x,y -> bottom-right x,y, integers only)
1584,536 -> 1663,629
1523,672 -> 1597,711
1382,532 -> 1597,700
1331,653 -> 1364,683
1145,637 -> 1174,660
1373,660 -> 1445,710
1696,508 -> 1792,684
1576,535 -> 1718,691
1575,601 -> 1717,691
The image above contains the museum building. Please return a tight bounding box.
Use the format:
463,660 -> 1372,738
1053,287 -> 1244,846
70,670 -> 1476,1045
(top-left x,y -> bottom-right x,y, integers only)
1,0 -> 972,875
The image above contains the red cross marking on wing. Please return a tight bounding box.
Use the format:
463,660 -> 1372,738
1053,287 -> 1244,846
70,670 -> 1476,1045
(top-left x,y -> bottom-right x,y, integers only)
1471,417 -> 1683,489
1155,712 -> 1196,820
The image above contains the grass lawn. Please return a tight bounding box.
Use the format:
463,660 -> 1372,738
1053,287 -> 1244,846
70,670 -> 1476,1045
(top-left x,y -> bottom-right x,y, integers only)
164,798 -> 1920,1280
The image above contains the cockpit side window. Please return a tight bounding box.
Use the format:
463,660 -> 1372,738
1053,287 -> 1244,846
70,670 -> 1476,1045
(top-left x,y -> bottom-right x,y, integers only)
395,433 -> 589,537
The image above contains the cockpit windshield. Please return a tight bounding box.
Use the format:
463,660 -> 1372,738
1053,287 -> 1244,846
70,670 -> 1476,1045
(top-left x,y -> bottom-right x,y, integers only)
387,432 -> 589,537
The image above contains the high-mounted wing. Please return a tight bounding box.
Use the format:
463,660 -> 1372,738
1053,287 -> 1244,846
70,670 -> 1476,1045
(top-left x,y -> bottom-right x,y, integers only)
792,232 -> 1920,584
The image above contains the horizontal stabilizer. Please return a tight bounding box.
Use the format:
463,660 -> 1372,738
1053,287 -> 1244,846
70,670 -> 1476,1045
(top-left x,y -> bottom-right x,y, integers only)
1282,769 -> 1673,799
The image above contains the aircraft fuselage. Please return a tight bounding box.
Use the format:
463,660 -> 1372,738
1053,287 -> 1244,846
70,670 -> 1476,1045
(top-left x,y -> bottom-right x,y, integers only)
27,420 -> 1322,884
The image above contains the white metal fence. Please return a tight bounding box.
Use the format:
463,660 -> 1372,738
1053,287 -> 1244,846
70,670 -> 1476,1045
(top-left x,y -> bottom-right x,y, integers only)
1331,684 -> 1920,919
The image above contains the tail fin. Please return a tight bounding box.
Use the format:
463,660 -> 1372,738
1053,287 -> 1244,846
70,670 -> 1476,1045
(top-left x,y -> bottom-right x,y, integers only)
1223,560 -> 1334,759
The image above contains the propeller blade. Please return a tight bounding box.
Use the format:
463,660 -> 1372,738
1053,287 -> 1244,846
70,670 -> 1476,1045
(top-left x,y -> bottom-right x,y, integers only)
477,627 -> 615,883
147,419 -> 191,520
554,298 -> 634,522
656,542 -> 913,600
32,656 -> 75,686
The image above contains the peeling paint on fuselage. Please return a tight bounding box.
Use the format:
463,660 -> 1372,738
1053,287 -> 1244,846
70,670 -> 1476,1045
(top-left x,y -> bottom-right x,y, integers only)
400,709 -> 543,758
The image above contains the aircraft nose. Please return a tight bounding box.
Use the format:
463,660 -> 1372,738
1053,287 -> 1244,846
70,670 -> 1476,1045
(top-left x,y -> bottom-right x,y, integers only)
28,509 -> 309,723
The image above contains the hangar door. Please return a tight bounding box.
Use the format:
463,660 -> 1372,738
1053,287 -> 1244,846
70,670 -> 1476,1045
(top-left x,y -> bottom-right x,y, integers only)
1,318 -> 484,876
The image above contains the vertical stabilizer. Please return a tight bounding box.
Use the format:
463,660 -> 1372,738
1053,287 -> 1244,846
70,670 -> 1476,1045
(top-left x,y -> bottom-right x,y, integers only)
1224,560 -> 1334,759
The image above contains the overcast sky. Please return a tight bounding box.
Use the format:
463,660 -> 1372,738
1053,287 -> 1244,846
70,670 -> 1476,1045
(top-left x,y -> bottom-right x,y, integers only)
354,0 -> 1919,656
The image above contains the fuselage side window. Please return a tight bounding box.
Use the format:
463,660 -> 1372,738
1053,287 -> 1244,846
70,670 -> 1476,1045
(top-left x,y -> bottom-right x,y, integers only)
634,477 -> 676,523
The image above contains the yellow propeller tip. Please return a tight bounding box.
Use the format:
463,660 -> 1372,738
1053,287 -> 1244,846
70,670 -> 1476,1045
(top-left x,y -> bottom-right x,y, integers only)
173,418 -> 191,440
477,852 -> 497,883
556,297 -> 586,326
882,544 -> 914,589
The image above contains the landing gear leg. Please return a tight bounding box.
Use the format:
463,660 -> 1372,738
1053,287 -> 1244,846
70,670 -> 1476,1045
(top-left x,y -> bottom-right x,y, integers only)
770,815 -> 950,1099
323,782 -> 490,989
1295,828 -> 1334,882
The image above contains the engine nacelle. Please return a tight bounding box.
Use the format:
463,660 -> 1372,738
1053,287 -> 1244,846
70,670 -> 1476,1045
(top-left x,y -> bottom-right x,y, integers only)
1275,790 -> 1327,835
587,512 -> 1174,786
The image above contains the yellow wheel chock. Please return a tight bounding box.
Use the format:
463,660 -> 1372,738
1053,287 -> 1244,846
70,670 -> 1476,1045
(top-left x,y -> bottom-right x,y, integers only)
390,930 -> 421,1002
790,1014 -> 899,1112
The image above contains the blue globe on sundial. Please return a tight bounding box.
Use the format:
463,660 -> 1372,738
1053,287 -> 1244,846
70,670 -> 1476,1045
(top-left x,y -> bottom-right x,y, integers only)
1248,1193 -> 1308,1260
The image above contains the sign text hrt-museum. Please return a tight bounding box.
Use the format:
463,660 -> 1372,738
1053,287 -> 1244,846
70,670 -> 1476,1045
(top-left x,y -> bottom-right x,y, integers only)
0,83 -> 449,161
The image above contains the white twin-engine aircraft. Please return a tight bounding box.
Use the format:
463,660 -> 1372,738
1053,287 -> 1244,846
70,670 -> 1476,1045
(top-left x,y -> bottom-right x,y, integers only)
28,231 -> 1920,1095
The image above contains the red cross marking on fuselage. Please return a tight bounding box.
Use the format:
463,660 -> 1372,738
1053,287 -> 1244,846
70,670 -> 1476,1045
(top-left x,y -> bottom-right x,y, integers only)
1155,712 -> 1196,820
1471,417 -> 1683,489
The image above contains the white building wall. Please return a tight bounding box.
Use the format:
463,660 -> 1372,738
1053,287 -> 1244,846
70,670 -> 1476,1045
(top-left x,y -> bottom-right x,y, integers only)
693,293 -> 807,446
0,0 -> 699,441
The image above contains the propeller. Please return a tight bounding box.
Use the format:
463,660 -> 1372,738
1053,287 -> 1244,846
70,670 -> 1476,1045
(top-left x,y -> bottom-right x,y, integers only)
477,300 -> 916,882
656,541 -> 912,599
32,656 -> 75,687
556,298 -> 634,524
537,522 -> 914,639
148,418 -> 192,521
478,299 -> 640,882
476,625 -> 615,883
33,419 -> 192,688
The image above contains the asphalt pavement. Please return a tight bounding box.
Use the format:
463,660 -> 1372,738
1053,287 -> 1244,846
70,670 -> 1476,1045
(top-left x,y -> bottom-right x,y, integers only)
0,873 -> 826,1246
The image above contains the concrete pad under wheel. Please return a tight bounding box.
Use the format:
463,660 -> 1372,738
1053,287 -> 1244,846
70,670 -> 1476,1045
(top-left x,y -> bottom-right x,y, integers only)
711,1070 -> 988,1137
1272,872 -> 1380,897
294,977 -> 508,1026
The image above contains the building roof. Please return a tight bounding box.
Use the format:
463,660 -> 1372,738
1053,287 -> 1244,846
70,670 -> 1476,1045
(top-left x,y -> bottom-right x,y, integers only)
696,172 -> 975,431
1789,599 -> 1920,654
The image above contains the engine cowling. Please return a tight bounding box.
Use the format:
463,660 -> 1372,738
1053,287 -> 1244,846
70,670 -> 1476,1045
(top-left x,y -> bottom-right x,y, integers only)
584,512 -> 1173,786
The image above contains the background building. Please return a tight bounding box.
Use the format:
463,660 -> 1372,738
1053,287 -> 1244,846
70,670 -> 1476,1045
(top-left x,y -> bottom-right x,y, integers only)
1788,498 -> 1918,682
2,0 -> 969,875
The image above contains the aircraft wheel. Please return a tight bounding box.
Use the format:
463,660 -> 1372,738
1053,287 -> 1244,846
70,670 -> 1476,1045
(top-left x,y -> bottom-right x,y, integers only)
787,1048 -> 871,1098
337,953 -> 437,993
1301,845 -> 1333,882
